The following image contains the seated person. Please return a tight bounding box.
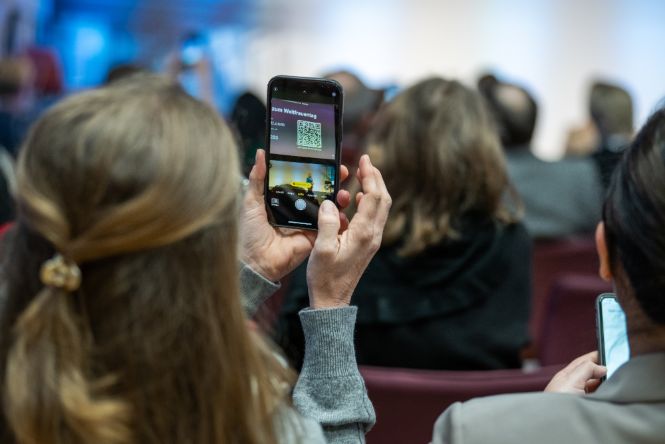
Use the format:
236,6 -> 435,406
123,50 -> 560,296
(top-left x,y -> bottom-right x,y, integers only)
478,74 -> 603,238
588,81 -> 634,189
432,106 -> 665,443
276,78 -> 530,370
0,75 -> 392,443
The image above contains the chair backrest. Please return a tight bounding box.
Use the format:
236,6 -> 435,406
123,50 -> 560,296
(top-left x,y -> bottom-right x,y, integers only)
538,273 -> 612,366
361,364 -> 562,444
529,237 -> 599,354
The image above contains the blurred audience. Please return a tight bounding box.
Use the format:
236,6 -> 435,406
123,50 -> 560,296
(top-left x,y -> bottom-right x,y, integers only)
589,81 -> 634,188
431,105 -> 665,444
565,81 -> 634,189
0,57 -> 34,156
229,91 -> 266,176
323,70 -> 383,169
479,74 -> 603,238
276,78 -> 530,371
104,63 -> 149,85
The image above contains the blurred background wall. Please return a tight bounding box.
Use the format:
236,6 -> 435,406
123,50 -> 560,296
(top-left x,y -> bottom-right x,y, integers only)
1,0 -> 664,158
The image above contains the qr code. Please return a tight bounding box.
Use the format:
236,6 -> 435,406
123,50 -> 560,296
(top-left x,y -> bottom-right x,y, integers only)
297,120 -> 322,150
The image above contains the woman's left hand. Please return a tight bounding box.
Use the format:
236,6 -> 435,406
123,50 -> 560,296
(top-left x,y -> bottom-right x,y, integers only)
240,149 -> 350,282
544,351 -> 607,395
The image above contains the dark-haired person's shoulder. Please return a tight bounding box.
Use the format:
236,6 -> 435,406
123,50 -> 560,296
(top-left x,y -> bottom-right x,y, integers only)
499,219 -> 531,246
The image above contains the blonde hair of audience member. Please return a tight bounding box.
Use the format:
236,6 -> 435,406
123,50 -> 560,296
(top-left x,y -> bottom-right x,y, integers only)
0,76 -> 293,444
366,78 -> 519,257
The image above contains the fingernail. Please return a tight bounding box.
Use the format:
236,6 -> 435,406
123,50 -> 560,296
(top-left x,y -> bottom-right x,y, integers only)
255,149 -> 260,162
321,200 -> 335,213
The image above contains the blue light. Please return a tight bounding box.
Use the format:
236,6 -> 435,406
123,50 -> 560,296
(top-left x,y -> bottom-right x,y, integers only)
73,25 -> 106,58
54,14 -> 113,88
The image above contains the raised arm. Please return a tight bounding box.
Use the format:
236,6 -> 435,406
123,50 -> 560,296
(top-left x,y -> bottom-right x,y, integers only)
292,155 -> 392,442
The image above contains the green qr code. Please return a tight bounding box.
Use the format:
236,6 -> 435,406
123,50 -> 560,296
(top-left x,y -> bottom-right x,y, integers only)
297,120 -> 322,150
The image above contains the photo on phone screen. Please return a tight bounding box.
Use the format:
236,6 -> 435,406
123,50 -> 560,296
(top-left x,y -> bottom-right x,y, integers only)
597,294 -> 630,380
265,76 -> 342,229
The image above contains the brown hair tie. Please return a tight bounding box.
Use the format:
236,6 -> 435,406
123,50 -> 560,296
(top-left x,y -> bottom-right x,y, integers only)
40,254 -> 81,292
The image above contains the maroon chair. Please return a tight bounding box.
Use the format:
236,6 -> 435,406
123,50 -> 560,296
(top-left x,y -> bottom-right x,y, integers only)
529,237 -> 599,356
538,273 -> 612,366
361,364 -> 563,444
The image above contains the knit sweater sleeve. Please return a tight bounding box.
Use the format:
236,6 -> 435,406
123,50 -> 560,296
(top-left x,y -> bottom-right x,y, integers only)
239,262 -> 281,317
239,264 -> 375,442
292,306 -> 376,443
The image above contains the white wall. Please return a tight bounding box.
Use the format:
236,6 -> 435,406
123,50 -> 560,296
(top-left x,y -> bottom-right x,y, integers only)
238,0 -> 665,159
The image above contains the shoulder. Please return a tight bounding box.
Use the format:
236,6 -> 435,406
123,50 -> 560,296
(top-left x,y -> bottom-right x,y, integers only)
274,404 -> 327,444
494,221 -> 531,254
432,391 -> 629,444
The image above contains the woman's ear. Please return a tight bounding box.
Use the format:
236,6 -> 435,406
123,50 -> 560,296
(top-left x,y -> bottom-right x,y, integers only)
595,222 -> 613,282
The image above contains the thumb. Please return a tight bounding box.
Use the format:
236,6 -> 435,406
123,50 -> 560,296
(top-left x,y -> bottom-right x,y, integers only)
315,200 -> 340,250
248,149 -> 266,197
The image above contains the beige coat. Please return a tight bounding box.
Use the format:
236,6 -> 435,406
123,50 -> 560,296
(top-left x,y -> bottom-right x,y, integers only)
433,353 -> 665,444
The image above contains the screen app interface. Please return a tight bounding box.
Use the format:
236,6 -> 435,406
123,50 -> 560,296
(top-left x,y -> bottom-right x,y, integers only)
601,298 -> 630,379
267,95 -> 337,228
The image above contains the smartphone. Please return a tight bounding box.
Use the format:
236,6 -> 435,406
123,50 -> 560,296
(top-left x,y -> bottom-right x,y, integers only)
265,75 -> 343,230
596,294 -> 630,380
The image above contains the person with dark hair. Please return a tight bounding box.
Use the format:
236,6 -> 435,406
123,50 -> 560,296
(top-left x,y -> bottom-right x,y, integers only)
277,78 -> 530,371
104,63 -> 149,85
589,81 -> 634,188
0,57 -> 35,156
479,74 -> 603,238
323,70 -> 383,168
229,91 -> 266,176
430,106 -> 665,443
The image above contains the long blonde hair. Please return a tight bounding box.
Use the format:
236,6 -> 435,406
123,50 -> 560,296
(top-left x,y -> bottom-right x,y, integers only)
0,75 -> 293,444
367,78 -> 519,257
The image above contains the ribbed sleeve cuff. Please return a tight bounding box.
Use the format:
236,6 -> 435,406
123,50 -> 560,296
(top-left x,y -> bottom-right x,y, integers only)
239,262 -> 281,316
299,306 -> 358,377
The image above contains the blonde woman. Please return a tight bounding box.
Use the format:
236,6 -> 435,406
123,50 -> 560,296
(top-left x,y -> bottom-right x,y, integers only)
278,78 -> 530,371
0,75 -> 391,443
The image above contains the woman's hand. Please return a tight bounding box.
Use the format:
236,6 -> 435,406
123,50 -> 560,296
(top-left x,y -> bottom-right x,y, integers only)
306,155 -> 392,309
240,149 -> 350,282
544,351 -> 607,395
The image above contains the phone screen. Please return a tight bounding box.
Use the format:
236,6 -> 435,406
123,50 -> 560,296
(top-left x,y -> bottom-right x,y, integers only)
597,295 -> 630,380
265,76 -> 342,230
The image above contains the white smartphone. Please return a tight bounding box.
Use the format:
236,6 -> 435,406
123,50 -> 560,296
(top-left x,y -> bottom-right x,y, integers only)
596,294 -> 630,380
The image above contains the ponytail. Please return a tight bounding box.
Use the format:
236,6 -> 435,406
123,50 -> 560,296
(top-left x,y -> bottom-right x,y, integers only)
4,286 -> 131,444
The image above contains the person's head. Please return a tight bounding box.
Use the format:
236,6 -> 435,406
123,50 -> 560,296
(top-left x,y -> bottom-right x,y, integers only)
477,74 -> 538,149
323,70 -> 383,139
598,106 -> 665,348
0,75 -> 291,444
104,63 -> 148,85
367,77 -> 518,257
589,81 -> 633,139
0,57 -> 34,104
229,91 -> 266,176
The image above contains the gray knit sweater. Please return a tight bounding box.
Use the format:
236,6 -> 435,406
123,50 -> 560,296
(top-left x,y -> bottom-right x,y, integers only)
240,264 -> 376,443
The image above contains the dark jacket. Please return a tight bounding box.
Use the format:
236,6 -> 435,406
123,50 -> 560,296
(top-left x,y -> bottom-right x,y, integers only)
275,219 -> 532,370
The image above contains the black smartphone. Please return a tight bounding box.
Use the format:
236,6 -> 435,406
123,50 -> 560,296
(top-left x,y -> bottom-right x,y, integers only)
264,75 -> 343,230
596,294 -> 630,381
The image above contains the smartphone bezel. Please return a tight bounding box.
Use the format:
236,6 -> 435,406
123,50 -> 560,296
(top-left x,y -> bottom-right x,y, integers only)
596,293 -> 625,382
264,75 -> 343,231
